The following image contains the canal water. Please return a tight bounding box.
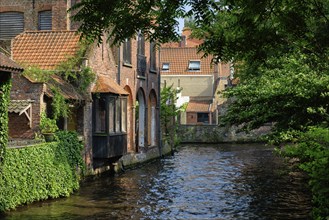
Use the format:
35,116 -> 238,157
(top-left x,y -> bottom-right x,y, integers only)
2,144 -> 312,220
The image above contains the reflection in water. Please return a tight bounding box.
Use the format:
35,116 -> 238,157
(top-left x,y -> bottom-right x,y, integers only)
1,144 -> 311,220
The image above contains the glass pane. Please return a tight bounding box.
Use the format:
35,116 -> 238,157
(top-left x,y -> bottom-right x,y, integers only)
95,98 -> 106,133
150,41 -> 157,71
189,61 -> 200,70
109,98 -> 115,133
115,98 -> 121,132
162,63 -> 169,70
123,38 -> 131,64
121,98 -> 127,132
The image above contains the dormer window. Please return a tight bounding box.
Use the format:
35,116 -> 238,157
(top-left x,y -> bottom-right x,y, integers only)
162,63 -> 170,71
188,60 -> 200,71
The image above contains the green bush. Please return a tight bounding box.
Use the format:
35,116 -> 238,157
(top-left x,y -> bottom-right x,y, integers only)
281,127 -> 329,220
0,76 -> 11,165
0,131 -> 85,212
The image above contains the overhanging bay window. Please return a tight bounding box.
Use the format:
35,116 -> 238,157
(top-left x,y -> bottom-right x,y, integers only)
93,94 -> 128,159
94,95 -> 127,134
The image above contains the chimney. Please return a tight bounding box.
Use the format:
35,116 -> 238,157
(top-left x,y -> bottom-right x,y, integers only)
180,35 -> 186,48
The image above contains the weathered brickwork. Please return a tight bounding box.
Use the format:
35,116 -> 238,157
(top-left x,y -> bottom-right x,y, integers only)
3,0 -> 160,172
88,34 -> 159,153
9,73 -> 43,139
0,0 -> 75,31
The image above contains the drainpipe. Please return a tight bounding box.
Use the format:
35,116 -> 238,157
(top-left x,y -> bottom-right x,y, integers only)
158,47 -> 162,157
117,45 -> 121,85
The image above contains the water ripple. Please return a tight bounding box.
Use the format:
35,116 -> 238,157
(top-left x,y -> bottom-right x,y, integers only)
2,144 -> 311,220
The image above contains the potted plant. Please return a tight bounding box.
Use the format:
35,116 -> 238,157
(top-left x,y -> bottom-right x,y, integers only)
40,113 -> 58,142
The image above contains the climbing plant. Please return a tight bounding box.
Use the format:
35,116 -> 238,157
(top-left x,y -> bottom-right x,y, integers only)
56,41 -> 95,93
22,42 -> 95,120
51,87 -> 69,120
0,75 -> 11,165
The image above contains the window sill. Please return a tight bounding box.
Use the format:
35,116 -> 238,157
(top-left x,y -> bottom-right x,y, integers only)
137,75 -> 146,80
94,132 -> 127,136
123,63 -> 133,68
188,69 -> 201,72
150,69 -> 157,74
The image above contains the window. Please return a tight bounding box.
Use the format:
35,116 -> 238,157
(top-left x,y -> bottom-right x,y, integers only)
123,38 -> 132,65
150,41 -> 157,72
137,32 -> 145,55
94,96 -> 127,134
162,63 -> 170,71
188,60 -> 201,71
115,98 -> 121,132
121,98 -> 127,132
109,98 -> 115,133
197,113 -> 209,124
38,10 -> 52,30
0,12 -> 24,40
95,98 -> 106,133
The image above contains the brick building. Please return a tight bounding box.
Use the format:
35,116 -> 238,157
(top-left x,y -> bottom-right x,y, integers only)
160,27 -> 233,125
1,0 -> 160,172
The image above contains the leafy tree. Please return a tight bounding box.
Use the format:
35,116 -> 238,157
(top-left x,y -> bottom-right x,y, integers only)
160,86 -> 185,147
70,0 -> 220,44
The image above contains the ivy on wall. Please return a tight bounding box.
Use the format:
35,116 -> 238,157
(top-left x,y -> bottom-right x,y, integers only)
0,131 -> 85,211
22,42 -> 95,120
0,75 -> 11,165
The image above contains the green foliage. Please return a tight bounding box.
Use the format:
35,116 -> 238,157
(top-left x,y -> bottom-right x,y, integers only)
39,113 -> 59,134
221,52 -> 329,131
160,86 -> 186,148
70,0 -> 187,44
22,66 -> 52,82
56,42 -> 95,93
279,127 -> 329,219
0,75 -> 11,165
0,131 -> 84,212
51,87 -> 69,120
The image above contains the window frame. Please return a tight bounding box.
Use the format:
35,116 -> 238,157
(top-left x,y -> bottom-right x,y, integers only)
38,10 -> 52,31
188,60 -> 201,71
162,62 -> 170,71
93,95 -> 128,135
149,41 -> 157,73
123,38 -> 132,65
137,31 -> 145,56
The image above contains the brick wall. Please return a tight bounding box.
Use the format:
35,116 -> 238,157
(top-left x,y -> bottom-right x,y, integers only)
88,34 -> 160,152
186,112 -> 197,124
9,73 -> 44,139
0,0 -> 75,32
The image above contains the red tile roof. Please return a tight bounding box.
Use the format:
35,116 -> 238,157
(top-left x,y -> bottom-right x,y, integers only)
160,47 -> 214,75
12,31 -> 80,70
45,75 -> 86,100
0,52 -> 23,73
92,75 -> 129,95
186,101 -> 211,112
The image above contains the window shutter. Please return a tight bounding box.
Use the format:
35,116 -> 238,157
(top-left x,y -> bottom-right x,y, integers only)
0,12 -> 24,40
38,11 -> 52,30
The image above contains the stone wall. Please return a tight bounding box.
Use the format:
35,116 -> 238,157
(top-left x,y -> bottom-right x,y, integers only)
178,124 -> 273,143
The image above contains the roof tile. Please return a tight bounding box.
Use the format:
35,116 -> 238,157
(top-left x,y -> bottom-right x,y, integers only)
186,101 -> 211,112
12,31 -> 80,70
0,52 -> 24,73
160,48 -> 214,75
